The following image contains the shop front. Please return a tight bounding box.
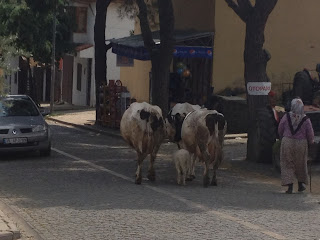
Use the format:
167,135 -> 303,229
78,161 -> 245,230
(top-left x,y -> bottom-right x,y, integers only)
110,30 -> 214,107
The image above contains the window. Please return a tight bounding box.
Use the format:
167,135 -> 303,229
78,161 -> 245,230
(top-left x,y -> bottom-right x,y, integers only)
75,7 -> 87,33
77,63 -> 82,91
0,99 -> 39,117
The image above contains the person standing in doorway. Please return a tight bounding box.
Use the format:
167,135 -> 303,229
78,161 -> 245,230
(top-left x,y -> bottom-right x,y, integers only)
278,97 -> 314,194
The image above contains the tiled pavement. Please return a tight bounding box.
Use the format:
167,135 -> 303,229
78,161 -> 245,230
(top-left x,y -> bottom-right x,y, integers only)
1,103 -> 319,239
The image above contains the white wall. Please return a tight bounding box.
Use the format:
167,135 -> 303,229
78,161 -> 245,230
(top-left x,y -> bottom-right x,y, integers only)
88,2 -> 134,107
69,1 -> 134,107
106,3 -> 135,82
4,57 -> 19,94
72,57 -> 88,106
90,58 -> 95,106
72,2 -> 95,44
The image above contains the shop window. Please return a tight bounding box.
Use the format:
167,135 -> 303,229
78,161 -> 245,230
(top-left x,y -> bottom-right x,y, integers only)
77,63 -> 82,91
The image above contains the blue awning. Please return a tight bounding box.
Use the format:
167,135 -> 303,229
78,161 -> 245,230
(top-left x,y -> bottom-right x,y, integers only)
109,30 -> 214,61
173,46 -> 213,59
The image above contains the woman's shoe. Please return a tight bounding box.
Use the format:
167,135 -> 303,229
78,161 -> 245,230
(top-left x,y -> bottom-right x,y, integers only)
298,182 -> 306,192
286,183 -> 293,194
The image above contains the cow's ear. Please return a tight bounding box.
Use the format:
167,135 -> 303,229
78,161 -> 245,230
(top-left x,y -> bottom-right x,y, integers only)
218,115 -> 226,130
140,109 -> 150,120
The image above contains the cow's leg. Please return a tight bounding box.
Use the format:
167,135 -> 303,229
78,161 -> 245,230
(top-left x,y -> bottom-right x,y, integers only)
210,159 -> 220,186
182,170 -> 186,186
147,154 -> 156,181
147,145 -> 160,181
186,154 -> 196,181
199,144 -> 210,188
191,154 -> 197,180
135,152 -> 147,185
211,148 -> 223,186
210,166 -> 218,186
177,168 -> 182,185
203,160 -> 210,188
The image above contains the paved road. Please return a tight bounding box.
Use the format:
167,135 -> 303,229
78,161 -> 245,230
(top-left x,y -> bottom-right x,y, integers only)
0,121 -> 319,240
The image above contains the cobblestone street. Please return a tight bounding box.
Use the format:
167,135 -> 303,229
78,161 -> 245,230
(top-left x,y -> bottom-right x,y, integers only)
0,121 -> 319,240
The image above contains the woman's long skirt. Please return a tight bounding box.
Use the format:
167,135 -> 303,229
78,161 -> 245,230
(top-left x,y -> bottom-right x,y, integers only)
280,137 -> 309,186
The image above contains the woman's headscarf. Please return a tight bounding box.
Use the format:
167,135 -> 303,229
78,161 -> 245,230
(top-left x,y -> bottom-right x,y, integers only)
289,98 -> 306,130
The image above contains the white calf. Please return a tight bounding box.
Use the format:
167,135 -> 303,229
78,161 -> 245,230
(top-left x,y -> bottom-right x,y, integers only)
173,149 -> 191,185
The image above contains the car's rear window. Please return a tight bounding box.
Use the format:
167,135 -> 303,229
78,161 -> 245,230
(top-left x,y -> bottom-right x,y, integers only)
0,99 -> 40,117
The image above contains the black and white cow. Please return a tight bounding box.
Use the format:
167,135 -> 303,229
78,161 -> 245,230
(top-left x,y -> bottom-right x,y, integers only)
120,102 -> 165,184
181,109 -> 227,187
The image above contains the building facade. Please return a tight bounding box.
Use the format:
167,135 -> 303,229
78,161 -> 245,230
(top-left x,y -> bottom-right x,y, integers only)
117,0 -> 320,103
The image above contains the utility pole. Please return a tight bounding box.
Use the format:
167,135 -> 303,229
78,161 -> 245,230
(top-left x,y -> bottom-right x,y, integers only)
50,0 -> 57,114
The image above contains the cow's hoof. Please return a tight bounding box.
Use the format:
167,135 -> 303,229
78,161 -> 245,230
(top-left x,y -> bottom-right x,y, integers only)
147,174 -> 156,182
186,175 -> 195,181
203,177 -> 210,188
211,181 -> 217,186
135,176 -> 142,185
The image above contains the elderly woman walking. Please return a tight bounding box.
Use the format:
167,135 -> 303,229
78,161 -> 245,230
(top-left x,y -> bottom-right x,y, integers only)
278,98 -> 314,194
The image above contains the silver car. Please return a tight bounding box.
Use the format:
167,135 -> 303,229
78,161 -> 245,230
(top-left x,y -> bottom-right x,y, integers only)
0,95 -> 51,156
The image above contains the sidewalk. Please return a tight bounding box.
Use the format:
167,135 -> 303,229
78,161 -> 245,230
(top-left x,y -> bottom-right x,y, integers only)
0,209 -> 20,240
45,104 -> 247,140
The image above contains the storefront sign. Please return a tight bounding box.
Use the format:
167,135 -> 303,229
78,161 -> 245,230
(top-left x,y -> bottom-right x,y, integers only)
247,82 -> 271,95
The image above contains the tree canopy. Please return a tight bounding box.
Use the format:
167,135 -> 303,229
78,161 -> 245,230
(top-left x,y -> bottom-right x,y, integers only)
117,0 -> 174,113
0,0 -> 75,64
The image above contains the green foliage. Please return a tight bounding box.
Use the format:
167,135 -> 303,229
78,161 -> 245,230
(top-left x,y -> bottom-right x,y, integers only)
0,0 -> 75,64
0,36 -> 27,94
118,0 -> 159,29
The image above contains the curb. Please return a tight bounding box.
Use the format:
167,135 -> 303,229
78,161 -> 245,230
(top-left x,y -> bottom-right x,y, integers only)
224,134 -> 247,140
48,117 -> 247,140
47,117 -> 122,139
0,210 -> 20,240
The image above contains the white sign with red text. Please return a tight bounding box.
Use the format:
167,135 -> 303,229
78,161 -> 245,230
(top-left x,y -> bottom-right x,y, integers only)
247,82 -> 272,95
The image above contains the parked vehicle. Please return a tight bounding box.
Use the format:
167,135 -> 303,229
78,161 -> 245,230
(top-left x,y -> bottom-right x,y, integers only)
0,95 -> 51,156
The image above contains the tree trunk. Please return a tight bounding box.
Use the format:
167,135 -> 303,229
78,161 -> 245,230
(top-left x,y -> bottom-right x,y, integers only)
150,0 -> 174,115
245,13 -> 271,162
27,58 -> 37,104
150,55 -> 170,114
225,0 -> 278,162
137,0 -> 174,115
94,0 -> 111,125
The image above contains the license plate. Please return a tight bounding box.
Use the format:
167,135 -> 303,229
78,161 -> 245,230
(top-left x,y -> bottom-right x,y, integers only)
3,138 -> 28,144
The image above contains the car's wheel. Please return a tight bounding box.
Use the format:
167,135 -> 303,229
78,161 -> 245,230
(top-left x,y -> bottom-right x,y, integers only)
40,144 -> 51,157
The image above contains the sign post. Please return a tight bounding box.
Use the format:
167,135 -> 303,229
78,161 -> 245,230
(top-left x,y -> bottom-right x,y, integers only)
247,82 -> 272,96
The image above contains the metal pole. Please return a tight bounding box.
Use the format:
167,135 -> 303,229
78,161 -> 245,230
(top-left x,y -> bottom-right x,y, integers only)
60,59 -> 63,103
50,0 -> 57,114
309,160 -> 312,193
